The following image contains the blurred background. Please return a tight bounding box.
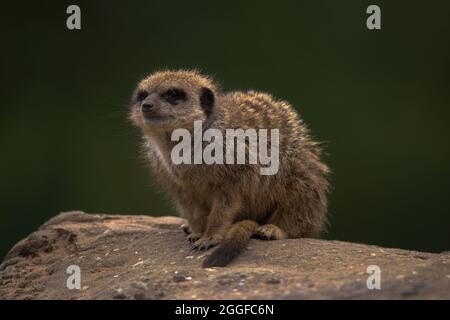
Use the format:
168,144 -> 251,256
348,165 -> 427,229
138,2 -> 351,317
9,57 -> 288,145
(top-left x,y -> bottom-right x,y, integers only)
1,0 -> 450,259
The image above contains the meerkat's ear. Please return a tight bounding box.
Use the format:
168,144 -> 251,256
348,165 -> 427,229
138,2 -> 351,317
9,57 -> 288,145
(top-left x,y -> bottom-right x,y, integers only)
200,87 -> 214,116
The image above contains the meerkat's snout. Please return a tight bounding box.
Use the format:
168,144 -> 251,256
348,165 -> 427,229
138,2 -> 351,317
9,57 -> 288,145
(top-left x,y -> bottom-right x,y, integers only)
140,93 -> 158,115
139,93 -> 168,124
141,101 -> 159,122
141,102 -> 154,113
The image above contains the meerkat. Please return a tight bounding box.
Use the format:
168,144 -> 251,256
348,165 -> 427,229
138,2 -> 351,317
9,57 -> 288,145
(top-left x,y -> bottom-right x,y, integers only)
129,70 -> 329,267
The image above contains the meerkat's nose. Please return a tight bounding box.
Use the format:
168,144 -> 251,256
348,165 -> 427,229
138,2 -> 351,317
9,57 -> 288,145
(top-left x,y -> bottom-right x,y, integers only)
142,103 -> 154,113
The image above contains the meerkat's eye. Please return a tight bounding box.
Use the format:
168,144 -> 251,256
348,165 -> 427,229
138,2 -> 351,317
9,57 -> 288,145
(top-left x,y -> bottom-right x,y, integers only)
136,90 -> 148,102
162,88 -> 187,105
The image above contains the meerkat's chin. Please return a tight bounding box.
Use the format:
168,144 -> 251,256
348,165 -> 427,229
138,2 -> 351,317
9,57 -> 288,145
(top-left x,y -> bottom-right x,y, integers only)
143,116 -> 172,125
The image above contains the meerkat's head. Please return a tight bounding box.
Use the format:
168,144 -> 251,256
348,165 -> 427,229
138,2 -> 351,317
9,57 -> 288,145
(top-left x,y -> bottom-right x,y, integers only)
129,70 -> 218,133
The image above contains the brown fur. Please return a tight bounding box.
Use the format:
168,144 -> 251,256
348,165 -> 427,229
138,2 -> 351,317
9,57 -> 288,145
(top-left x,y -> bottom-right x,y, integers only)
129,70 -> 330,267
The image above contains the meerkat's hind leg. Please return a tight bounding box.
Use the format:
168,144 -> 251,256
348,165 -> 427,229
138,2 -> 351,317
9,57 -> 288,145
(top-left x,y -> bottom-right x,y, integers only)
253,224 -> 287,240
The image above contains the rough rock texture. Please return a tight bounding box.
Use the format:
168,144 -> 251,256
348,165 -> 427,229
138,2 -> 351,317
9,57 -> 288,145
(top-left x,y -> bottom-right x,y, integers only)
0,211 -> 449,300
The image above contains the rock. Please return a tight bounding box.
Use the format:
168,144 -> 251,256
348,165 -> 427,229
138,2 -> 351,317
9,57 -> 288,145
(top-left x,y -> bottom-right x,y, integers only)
0,211 -> 449,300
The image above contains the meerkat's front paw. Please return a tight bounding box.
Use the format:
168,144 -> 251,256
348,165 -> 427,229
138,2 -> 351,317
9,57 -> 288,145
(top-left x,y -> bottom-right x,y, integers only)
180,223 -> 192,235
186,233 -> 201,243
191,235 -> 222,251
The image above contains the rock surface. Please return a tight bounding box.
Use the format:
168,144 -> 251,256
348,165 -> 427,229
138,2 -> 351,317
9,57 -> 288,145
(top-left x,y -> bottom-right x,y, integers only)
0,211 -> 449,300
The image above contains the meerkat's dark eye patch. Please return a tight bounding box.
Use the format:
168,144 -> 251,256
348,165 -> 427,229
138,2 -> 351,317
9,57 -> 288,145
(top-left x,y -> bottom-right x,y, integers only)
136,90 -> 148,102
161,88 -> 187,105
200,87 -> 214,116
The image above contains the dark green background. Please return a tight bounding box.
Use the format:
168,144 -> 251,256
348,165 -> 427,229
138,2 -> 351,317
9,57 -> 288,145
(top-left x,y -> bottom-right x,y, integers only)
1,1 -> 450,259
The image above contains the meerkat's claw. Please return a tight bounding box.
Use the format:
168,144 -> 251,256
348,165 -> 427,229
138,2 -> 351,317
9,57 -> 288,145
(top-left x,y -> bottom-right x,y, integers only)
186,233 -> 200,243
191,236 -> 221,251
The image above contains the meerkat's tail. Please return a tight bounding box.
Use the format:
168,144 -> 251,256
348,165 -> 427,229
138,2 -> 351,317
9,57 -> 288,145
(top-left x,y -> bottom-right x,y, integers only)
202,220 -> 259,268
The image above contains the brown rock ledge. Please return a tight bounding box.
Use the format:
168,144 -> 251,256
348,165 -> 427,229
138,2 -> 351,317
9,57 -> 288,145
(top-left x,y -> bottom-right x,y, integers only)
0,211 -> 449,300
